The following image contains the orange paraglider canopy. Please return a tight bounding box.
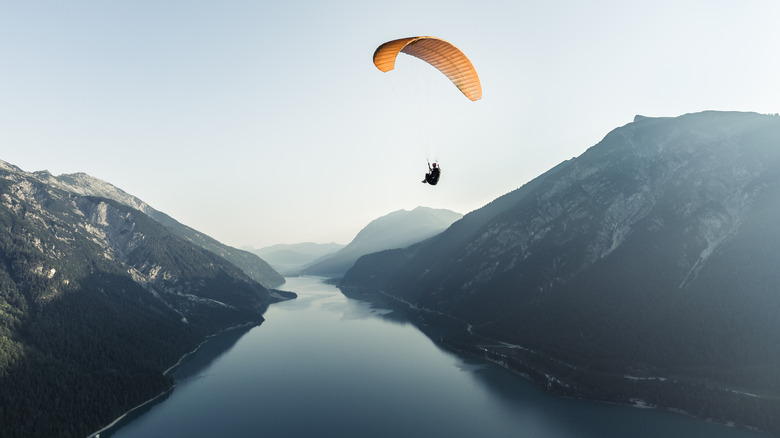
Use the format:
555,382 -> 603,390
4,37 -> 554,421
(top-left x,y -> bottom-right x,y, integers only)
373,36 -> 482,102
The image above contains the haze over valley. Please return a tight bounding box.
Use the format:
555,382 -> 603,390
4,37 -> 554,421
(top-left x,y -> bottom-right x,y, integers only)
3,2 -> 780,437
2,111 -> 779,437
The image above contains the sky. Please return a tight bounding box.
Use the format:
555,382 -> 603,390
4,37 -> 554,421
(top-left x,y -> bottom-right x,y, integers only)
2,1 -> 779,249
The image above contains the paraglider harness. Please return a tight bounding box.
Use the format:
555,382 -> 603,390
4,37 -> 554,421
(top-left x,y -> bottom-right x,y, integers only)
423,162 -> 441,185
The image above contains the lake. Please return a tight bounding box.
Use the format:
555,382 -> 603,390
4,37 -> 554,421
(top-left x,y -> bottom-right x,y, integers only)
98,276 -> 768,438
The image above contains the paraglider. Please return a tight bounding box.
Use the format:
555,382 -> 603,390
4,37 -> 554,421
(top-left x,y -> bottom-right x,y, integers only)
422,162 -> 441,185
373,36 -> 482,101
373,36 -> 481,186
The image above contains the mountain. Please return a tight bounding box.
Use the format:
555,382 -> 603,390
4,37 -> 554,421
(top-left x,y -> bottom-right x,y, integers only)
0,160 -> 295,438
303,206 -> 462,277
340,111 -> 780,435
245,242 -> 345,273
30,170 -> 285,288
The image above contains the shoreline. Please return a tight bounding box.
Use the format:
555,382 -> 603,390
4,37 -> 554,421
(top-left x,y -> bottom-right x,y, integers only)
86,321 -> 262,438
87,387 -> 174,438
447,331 -> 774,437
464,342 -> 767,436
339,285 -> 774,438
163,320 -> 262,375
85,287 -> 297,438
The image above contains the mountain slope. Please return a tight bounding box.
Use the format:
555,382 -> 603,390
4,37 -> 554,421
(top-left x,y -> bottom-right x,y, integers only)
303,206 -> 462,277
0,160 -> 294,438
341,111 -> 780,435
30,170 -> 285,288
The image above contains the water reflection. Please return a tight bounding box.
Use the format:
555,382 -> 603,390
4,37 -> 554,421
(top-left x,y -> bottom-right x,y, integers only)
169,326 -> 255,382
102,277 -> 768,438
95,326 -> 255,437
334,279 -> 771,438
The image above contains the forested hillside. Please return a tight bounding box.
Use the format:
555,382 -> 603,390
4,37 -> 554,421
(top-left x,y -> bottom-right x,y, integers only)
0,161 -> 294,437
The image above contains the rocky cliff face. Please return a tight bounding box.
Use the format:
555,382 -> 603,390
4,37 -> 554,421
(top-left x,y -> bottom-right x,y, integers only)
30,169 -> 285,288
340,111 -> 780,434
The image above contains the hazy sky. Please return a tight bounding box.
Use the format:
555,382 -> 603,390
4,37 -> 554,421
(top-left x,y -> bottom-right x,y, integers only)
2,1 -> 779,248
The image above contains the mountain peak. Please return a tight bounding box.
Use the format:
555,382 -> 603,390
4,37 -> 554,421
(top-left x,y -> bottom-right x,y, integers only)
303,206 -> 462,277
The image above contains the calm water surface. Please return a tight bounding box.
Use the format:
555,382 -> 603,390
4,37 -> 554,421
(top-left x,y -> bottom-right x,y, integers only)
101,276 -> 768,438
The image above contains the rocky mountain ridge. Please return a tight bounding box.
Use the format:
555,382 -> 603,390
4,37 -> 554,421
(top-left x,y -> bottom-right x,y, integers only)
340,111 -> 780,435
28,167 -> 284,288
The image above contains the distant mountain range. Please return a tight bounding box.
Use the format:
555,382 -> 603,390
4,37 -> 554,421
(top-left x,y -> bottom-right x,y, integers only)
340,111 -> 780,435
0,160 -> 294,438
302,206 -> 463,277
244,242 -> 345,273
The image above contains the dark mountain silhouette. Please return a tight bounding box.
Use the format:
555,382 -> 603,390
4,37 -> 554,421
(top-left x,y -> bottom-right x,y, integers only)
0,160 -> 295,438
340,111 -> 780,435
302,206 -> 462,277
